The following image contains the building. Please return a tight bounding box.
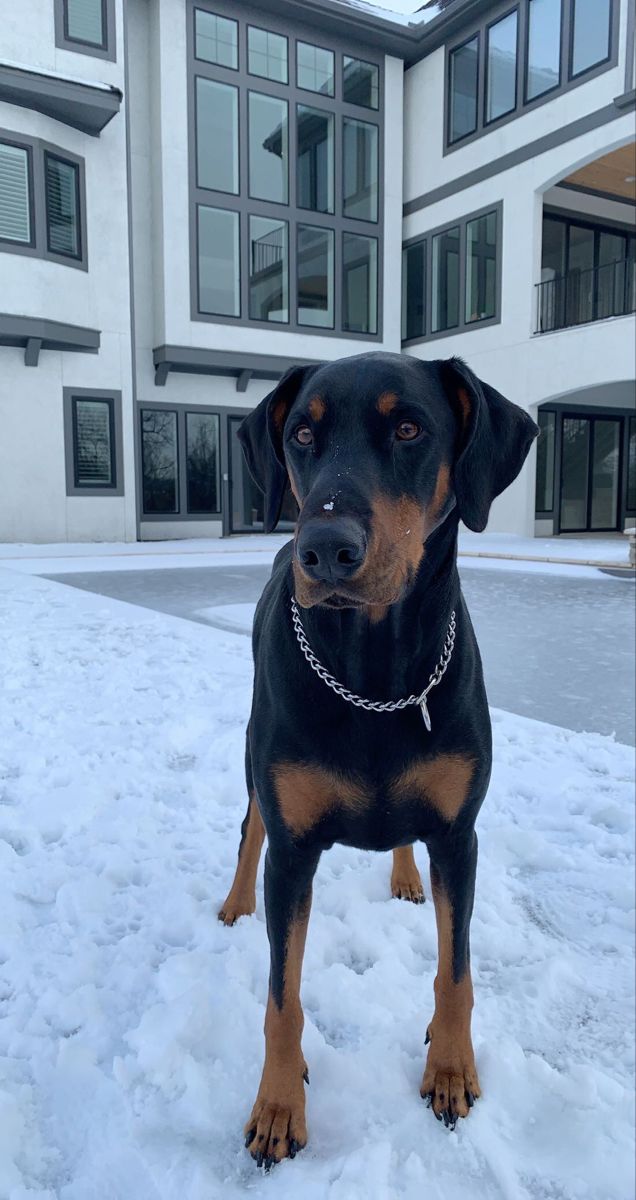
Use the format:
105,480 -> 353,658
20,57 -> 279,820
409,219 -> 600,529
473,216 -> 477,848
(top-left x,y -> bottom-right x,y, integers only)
0,0 -> 634,543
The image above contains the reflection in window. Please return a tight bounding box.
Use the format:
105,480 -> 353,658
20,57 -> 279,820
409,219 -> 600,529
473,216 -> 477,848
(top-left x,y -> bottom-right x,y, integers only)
196,77 -> 238,193
486,10 -> 518,122
248,92 -> 288,203
535,411 -> 555,511
45,155 -> 80,258
526,0 -> 561,100
297,224 -> 334,327
343,57 -> 379,109
465,210 -> 497,323
449,37 -> 478,142
432,226 -> 460,333
194,9 -> 238,68
248,27 -> 288,83
141,409 -> 179,514
186,412 -> 220,513
402,241 -> 425,341
249,216 -> 288,323
343,233 -> 377,334
73,399 -> 114,487
343,118 -> 378,222
198,206 -> 240,316
0,142 -> 31,244
296,41 -> 334,95
297,106 -> 334,214
571,0 -> 611,76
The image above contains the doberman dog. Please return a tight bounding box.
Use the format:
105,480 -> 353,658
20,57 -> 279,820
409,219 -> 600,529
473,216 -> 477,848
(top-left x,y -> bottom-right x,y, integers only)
219,352 -> 538,1168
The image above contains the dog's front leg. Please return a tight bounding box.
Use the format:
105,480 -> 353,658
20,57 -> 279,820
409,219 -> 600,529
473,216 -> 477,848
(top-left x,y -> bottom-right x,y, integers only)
245,840 -> 320,1168
421,829 -> 481,1127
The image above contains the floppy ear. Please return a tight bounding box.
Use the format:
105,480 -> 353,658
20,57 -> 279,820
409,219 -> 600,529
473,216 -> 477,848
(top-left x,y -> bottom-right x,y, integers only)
444,357 -> 539,533
237,365 -> 321,533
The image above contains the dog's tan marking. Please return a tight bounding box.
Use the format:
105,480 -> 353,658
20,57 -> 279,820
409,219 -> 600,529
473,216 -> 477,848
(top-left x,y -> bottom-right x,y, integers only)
391,845 -> 425,903
245,895 -> 311,1164
308,395 -> 326,422
376,391 -> 398,416
272,763 -> 368,836
420,877 -> 480,1120
457,386 -> 472,431
391,754 -> 474,823
430,463 -> 450,519
219,793 -> 266,925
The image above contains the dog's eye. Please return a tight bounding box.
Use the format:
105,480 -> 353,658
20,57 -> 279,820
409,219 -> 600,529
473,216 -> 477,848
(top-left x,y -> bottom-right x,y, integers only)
395,421 -> 421,441
294,425 -> 313,446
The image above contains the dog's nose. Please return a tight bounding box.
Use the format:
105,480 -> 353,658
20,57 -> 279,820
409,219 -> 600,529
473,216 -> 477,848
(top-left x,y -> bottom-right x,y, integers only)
296,518 -> 366,582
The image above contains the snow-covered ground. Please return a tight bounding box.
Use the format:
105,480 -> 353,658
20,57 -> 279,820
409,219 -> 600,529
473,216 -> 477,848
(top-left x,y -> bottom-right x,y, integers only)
0,566 -> 634,1200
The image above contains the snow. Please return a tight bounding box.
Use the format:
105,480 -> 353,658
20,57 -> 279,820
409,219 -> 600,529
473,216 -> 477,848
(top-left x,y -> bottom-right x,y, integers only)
0,566 -> 634,1199
0,58 -> 120,94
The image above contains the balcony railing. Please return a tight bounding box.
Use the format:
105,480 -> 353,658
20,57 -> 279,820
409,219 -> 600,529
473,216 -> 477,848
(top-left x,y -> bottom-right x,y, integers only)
535,259 -> 636,334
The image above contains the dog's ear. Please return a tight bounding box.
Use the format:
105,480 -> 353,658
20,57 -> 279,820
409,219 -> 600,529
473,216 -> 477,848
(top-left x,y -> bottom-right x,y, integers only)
238,365 -> 321,533
443,357 -> 539,533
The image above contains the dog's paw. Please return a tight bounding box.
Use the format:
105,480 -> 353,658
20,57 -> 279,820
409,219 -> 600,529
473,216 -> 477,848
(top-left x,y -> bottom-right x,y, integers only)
390,869 -> 425,904
420,1051 -> 481,1129
244,1090 -> 307,1169
218,890 -> 256,926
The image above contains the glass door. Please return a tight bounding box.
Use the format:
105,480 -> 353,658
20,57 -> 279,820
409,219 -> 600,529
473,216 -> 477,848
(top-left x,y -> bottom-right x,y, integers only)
227,414 -> 297,533
559,416 -> 622,532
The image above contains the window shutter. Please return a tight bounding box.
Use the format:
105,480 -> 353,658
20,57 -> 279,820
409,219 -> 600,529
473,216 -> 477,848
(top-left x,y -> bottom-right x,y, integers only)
74,400 -> 113,486
65,0 -> 104,46
0,143 -> 31,244
45,156 -> 80,258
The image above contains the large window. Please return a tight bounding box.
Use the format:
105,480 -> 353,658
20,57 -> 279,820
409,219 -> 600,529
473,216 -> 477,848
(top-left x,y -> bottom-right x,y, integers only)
535,410 -> 556,511
55,0 -> 115,61
402,204 -> 501,344
447,0 -> 616,149
141,407 -> 221,517
188,2 -> 382,338
537,211 -> 636,333
0,132 -> 86,267
63,389 -> 123,497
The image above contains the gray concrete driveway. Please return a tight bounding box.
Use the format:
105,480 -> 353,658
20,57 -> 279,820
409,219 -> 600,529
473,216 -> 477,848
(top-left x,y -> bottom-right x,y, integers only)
46,563 -> 635,745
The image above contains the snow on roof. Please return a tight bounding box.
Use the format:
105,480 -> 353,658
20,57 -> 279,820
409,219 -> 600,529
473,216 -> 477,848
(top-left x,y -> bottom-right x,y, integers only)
0,57 -> 119,94
317,0 -> 445,28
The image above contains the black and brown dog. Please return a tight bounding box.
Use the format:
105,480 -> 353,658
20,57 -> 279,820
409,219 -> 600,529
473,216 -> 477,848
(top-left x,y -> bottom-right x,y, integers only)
219,352 -> 538,1168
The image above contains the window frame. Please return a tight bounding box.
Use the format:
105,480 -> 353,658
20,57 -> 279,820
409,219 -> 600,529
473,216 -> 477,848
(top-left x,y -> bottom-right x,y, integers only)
534,409 -> 557,513
444,0 -> 619,155
63,388 -> 123,497
44,150 -> 82,261
247,25 -> 289,85
401,201 -> 503,347
54,0 -> 116,63
138,403 -> 224,521
0,129 -> 87,269
484,5 -> 520,128
185,0 -> 384,341
295,38 -> 336,98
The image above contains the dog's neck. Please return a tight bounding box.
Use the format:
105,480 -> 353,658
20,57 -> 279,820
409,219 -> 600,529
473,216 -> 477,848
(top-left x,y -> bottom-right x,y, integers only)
290,513 -> 462,702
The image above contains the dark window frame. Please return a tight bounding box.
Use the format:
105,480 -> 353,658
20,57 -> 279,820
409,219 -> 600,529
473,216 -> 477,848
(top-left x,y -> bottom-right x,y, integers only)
141,406 -> 181,516
341,230 -> 379,334
185,410 -> 222,514
54,0 -> 116,62
138,403 -> 225,521
401,239 -> 426,340
484,5 -> 520,128
444,0 -> 620,155
44,151 -> 82,261
194,74 -> 240,195
343,55 -> 380,111
534,401 -> 636,528
342,114 -> 380,224
535,409 -> 556,512
63,388 -> 123,497
185,0 -> 384,341
247,25 -> 289,84
196,202 -> 242,318
0,128 -> 87,269
568,0 -> 614,82
401,201 -> 503,347
193,7 -> 239,70
295,38 -> 336,98
72,396 -> 115,489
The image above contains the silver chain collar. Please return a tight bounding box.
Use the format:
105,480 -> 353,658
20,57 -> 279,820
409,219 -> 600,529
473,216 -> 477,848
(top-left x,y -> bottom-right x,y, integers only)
290,597 -> 456,732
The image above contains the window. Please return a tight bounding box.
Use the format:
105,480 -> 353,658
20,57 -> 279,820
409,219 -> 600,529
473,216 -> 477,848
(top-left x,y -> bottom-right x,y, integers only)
297,224 -> 334,328
141,409 -> 179,514
446,0 -> 617,151
186,412 -> 221,513
571,0 -> 611,77
343,118 -> 378,222
526,0 -> 561,100
343,57 -> 379,109
402,241 -> 426,341
297,106 -> 334,214
249,216 -> 289,322
401,204 -> 501,344
63,389 -> 123,496
55,0 -> 115,61
248,92 -> 288,204
0,132 -> 86,268
0,141 -> 32,245
194,9 -> 237,68
537,211 -> 636,332
248,27 -> 288,83
535,411 -> 556,511
449,37 -> 479,143
188,3 -> 383,338
343,233 -> 377,334
297,41 -> 334,95
628,417 -> 636,513
196,78 -> 239,193
486,10 -> 518,123
45,154 -> 80,259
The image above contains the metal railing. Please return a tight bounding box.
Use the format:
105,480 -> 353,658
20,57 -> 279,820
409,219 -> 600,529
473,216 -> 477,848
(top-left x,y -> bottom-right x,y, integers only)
535,258 -> 636,334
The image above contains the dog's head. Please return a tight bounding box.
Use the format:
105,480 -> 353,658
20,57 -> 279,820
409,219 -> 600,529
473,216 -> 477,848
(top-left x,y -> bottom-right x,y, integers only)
239,352 -> 538,611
